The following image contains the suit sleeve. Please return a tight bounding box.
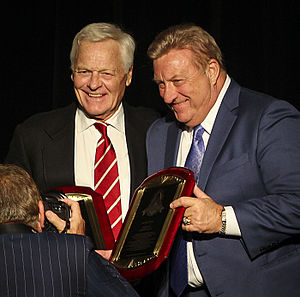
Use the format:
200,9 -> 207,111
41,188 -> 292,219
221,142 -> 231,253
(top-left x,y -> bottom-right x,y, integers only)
5,124 -> 32,175
87,251 -> 140,297
234,100 -> 300,258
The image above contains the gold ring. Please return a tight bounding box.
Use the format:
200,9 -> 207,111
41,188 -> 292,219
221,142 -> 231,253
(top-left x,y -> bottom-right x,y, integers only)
182,216 -> 191,226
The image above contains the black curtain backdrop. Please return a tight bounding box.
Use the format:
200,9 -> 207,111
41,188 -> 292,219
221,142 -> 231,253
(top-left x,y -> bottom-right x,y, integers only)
2,0 -> 299,161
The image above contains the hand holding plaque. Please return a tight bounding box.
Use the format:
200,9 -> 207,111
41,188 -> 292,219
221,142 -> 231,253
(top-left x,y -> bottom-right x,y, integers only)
52,167 -> 195,280
110,167 -> 195,280
52,186 -> 115,250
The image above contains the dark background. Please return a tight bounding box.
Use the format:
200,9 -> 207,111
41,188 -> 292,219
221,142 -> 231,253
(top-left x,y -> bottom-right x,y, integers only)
2,0 -> 299,161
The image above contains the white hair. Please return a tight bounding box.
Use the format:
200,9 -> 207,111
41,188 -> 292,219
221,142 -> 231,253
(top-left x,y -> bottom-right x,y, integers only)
70,22 -> 135,73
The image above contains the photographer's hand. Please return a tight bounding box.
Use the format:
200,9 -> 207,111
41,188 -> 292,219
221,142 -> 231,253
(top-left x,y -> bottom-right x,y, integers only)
45,198 -> 85,235
95,250 -> 112,260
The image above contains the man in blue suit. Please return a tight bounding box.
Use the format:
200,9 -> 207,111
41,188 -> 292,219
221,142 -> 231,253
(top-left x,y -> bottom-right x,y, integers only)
0,164 -> 139,297
146,24 -> 300,297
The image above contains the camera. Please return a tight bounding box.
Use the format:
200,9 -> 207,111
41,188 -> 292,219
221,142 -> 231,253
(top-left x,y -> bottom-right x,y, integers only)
42,190 -> 71,232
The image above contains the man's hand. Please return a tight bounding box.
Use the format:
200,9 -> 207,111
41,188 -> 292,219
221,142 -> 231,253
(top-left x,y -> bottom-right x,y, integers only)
95,249 -> 113,260
170,185 -> 223,233
45,198 -> 85,235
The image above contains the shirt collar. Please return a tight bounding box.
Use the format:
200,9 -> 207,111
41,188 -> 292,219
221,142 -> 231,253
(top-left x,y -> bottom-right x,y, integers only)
201,75 -> 231,134
76,103 -> 125,133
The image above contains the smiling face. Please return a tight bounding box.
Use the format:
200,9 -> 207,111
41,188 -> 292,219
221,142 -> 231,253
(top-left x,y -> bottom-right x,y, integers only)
72,39 -> 132,120
153,48 -> 220,127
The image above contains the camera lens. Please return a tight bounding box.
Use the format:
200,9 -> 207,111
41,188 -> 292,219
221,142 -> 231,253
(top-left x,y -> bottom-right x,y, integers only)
53,205 -> 63,212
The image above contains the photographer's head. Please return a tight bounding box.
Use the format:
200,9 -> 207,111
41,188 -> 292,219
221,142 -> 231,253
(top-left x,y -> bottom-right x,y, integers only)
0,164 -> 85,235
0,164 -> 45,232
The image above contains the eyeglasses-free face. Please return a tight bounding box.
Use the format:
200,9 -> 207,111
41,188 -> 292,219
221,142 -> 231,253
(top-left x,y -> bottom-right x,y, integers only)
72,39 -> 132,121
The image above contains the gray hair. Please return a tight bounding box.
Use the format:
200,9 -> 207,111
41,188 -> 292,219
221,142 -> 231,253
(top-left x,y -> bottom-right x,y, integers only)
70,22 -> 136,73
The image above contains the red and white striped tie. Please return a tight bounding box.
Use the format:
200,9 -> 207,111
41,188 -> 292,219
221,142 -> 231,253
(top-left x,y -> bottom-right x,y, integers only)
94,122 -> 122,240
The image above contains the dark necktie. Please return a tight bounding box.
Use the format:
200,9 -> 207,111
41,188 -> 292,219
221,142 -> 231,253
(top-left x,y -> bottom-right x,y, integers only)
170,125 -> 205,296
94,122 -> 122,241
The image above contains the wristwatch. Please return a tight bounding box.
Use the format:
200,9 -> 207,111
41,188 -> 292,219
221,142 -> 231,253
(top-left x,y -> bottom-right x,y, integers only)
219,208 -> 226,234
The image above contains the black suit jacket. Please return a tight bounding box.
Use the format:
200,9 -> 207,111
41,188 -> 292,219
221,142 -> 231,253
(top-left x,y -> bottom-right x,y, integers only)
6,102 -> 158,194
0,230 -> 139,297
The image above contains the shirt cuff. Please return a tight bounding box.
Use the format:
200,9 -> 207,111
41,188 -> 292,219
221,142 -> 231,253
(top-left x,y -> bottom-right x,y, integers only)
224,206 -> 241,236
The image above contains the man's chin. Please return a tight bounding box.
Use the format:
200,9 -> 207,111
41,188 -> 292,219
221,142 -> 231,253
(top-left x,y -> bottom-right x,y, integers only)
174,112 -> 189,125
174,114 -> 198,128
77,99 -> 121,121
77,105 -> 105,120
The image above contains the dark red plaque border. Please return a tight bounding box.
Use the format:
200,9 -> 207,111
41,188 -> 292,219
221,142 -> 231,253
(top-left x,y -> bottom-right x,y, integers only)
55,185 -> 115,250
110,167 -> 195,280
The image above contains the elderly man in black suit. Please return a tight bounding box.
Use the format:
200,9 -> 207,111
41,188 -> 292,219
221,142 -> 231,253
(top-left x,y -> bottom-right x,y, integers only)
5,22 -> 158,248
6,22 -> 158,195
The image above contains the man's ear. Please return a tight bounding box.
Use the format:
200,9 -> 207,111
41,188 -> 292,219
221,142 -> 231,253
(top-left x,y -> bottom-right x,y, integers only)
126,65 -> 133,86
206,59 -> 220,85
36,200 -> 45,232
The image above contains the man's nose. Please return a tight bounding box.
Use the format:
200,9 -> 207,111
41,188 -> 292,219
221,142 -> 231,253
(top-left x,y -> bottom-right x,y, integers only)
161,84 -> 177,104
88,72 -> 103,90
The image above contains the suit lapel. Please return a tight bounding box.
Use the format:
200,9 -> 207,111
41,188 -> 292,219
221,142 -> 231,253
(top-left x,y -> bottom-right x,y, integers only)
42,104 -> 76,191
198,80 -> 241,190
165,121 -> 182,168
123,103 -> 148,196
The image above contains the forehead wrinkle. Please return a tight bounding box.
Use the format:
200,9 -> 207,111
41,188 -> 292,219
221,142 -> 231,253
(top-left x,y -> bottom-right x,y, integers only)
76,64 -> 117,74
75,40 -> 124,73
154,58 -> 190,83
153,73 -> 183,84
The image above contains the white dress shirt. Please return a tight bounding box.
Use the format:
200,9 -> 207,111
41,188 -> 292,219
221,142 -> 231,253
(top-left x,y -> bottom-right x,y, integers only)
74,103 -> 131,221
176,75 -> 241,287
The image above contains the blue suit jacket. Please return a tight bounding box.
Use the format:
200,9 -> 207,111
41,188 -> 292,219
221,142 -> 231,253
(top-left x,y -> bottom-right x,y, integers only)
146,79 -> 300,297
0,231 -> 139,297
